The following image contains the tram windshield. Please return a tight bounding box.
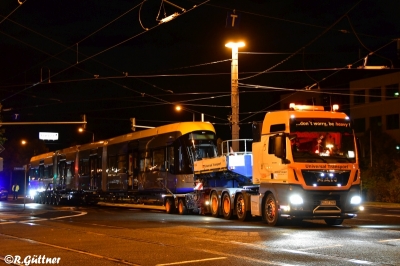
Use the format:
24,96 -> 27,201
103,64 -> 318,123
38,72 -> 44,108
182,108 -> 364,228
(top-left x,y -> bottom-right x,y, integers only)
188,132 -> 217,160
289,118 -> 356,163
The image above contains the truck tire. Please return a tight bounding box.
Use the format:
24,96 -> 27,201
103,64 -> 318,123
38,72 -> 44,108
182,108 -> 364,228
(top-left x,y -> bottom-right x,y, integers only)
324,218 -> 343,226
236,193 -> 250,221
210,192 -> 219,217
178,199 -> 187,215
165,198 -> 175,214
263,193 -> 283,226
222,193 -> 233,220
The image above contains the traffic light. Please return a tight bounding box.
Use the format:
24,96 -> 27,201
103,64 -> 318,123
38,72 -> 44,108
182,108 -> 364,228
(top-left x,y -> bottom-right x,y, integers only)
131,118 -> 136,131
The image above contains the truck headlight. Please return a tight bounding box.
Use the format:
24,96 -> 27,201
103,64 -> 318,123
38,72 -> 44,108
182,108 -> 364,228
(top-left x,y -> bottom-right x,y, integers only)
289,195 -> 303,205
350,195 -> 361,205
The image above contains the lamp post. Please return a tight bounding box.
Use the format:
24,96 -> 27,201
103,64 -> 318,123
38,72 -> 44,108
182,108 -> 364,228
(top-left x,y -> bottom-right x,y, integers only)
225,41 -> 245,152
78,128 -> 94,143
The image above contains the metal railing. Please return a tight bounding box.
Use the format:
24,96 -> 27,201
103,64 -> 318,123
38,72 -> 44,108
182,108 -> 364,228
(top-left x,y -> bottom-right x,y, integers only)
221,139 -> 253,156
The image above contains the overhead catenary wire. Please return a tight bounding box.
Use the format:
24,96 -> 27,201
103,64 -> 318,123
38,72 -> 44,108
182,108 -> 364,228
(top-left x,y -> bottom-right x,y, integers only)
239,0 -> 364,81
1,0 -> 211,103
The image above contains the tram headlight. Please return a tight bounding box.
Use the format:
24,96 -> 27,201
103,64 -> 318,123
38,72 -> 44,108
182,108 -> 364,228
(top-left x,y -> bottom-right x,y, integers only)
29,189 -> 37,198
289,195 -> 303,205
350,195 -> 362,205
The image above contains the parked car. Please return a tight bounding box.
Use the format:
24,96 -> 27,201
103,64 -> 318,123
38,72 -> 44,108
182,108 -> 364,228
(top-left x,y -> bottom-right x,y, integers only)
0,187 -> 8,200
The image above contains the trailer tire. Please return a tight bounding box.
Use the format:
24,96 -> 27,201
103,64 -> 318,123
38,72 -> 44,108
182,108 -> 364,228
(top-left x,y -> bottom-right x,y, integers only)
263,193 -> 283,226
210,192 -> 219,217
53,196 -> 60,205
178,199 -> 187,215
324,218 -> 343,226
236,193 -> 250,221
222,193 -> 233,220
165,198 -> 175,214
40,195 -> 45,204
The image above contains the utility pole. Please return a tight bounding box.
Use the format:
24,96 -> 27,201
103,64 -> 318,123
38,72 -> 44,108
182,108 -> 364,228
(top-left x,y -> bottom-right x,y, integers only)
225,42 -> 245,152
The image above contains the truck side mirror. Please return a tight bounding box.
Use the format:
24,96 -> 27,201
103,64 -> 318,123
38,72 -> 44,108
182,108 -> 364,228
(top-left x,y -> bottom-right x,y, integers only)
274,135 -> 287,160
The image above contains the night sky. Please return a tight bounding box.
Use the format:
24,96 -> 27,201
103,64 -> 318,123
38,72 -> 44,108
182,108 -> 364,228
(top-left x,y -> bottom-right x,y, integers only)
1,0 -> 400,150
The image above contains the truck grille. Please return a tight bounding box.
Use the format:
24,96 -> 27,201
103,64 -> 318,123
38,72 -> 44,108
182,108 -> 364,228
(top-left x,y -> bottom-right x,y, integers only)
301,170 -> 351,187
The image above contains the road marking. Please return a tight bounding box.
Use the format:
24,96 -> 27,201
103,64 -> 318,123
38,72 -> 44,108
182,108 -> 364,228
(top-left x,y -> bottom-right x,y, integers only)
0,211 -> 87,224
371,214 -> 400,218
0,233 -> 140,266
378,238 -> 400,243
297,244 -> 342,251
156,257 -> 227,265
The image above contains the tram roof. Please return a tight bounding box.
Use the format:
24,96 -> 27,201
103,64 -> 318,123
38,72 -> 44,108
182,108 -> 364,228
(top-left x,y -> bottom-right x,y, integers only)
105,121 -> 215,146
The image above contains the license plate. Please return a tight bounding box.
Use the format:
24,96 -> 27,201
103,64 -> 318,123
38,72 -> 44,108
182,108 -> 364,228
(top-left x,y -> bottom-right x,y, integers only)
321,200 -> 336,206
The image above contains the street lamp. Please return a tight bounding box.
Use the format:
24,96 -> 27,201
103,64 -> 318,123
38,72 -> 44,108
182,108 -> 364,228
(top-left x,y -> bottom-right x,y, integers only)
175,105 -> 195,121
78,128 -> 94,143
225,41 -> 245,152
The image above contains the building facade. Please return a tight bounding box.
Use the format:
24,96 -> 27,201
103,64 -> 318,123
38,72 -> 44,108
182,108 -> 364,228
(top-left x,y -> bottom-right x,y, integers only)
350,72 -> 400,144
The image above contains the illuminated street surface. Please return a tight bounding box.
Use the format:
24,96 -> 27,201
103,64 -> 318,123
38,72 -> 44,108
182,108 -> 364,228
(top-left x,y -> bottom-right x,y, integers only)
0,202 -> 399,266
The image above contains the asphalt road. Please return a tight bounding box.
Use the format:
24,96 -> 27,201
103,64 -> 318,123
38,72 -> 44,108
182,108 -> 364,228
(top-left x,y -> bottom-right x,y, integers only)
0,199 -> 399,266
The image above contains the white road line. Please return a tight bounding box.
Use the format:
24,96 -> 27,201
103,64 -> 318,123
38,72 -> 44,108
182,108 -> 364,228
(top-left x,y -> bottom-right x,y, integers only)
378,238 -> 400,243
0,233 -> 140,266
0,211 -> 87,224
156,257 -> 227,265
297,244 -> 343,251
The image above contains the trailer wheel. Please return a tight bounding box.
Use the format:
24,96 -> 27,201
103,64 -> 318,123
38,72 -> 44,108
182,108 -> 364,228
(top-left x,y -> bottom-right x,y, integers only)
165,198 -> 175,214
324,218 -> 343,226
53,196 -> 60,206
40,195 -> 45,204
178,199 -> 187,215
210,192 -> 219,217
222,193 -> 233,219
236,193 -> 250,221
263,193 -> 283,226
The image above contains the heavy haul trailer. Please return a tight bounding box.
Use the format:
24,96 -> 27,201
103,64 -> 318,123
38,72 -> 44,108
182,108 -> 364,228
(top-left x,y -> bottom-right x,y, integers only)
194,103 -> 363,226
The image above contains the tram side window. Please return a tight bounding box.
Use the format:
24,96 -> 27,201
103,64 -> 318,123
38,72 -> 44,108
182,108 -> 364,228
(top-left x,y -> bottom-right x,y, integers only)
139,152 -> 152,172
30,168 -> 39,179
152,148 -> 164,171
65,163 -> 73,185
79,159 -> 90,176
167,146 -> 174,173
40,165 -> 53,179
108,155 -> 117,174
117,154 -> 127,174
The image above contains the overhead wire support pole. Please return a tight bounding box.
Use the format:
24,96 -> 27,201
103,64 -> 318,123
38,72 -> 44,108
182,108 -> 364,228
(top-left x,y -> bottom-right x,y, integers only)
226,42 -> 245,152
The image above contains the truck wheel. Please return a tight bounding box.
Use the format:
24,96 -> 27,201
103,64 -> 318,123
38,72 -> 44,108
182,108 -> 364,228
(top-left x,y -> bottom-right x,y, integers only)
263,193 -> 283,226
236,193 -> 250,221
210,192 -> 219,217
222,193 -> 233,220
178,199 -> 187,215
324,219 -> 343,226
165,198 -> 175,214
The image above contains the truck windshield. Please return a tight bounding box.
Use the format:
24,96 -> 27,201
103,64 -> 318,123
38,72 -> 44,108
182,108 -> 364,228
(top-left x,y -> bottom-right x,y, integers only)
289,118 -> 356,163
